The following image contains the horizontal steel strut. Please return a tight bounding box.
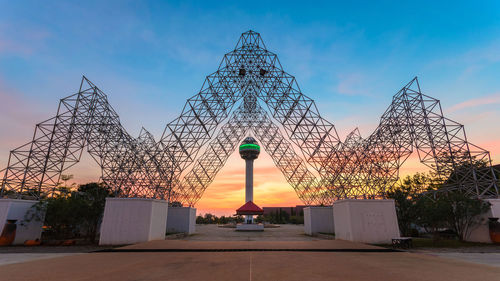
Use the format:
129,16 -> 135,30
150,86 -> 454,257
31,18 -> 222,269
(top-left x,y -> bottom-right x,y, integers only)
1,31 -> 498,205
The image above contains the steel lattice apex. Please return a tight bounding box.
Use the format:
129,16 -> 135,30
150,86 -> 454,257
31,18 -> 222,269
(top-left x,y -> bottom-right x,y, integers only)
1,30 -> 498,205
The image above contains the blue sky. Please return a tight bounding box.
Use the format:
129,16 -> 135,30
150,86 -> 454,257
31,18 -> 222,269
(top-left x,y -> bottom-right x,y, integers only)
1,1 -> 500,213
1,1 -> 499,136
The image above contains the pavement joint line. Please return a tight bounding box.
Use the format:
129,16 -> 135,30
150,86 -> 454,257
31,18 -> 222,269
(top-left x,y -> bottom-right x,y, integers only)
93,248 -> 401,253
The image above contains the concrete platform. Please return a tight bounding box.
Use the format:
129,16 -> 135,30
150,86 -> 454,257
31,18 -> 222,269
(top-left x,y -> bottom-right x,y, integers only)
120,239 -> 382,251
0,241 -> 499,281
187,224 -> 315,241
427,252 -> 500,268
0,253 -> 80,266
236,223 -> 264,231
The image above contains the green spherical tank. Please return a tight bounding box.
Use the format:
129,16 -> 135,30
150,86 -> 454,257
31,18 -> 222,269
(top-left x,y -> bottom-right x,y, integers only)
239,137 -> 260,160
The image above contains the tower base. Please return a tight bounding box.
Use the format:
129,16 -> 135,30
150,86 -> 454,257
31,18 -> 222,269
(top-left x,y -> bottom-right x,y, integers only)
236,223 -> 264,231
304,206 -> 334,235
99,198 -> 168,245
333,199 -> 400,244
166,207 -> 196,234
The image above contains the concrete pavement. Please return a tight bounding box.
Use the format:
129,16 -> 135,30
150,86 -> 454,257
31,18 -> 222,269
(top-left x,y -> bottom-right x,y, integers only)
425,252 -> 500,268
0,225 -> 499,280
0,253 -> 80,266
0,245 -> 499,281
187,224 -> 321,241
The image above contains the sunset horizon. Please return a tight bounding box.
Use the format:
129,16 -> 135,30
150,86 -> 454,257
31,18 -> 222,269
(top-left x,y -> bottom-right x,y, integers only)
1,2 -> 500,216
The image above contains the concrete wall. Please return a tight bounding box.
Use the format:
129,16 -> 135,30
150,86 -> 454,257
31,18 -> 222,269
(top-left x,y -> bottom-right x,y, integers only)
467,199 -> 500,243
304,206 -> 334,235
99,198 -> 168,245
0,199 -> 44,245
333,199 -> 400,244
166,207 -> 196,234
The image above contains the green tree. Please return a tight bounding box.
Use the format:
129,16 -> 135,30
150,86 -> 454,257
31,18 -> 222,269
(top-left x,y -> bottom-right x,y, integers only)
280,209 -> 290,223
387,172 -> 433,236
196,215 -> 205,224
74,183 -> 113,242
24,182 -> 113,242
204,213 -> 215,223
414,192 -> 491,241
414,195 -> 448,240
440,192 -> 491,241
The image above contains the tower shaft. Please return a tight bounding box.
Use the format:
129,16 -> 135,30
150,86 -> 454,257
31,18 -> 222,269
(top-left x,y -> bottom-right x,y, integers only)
245,159 -> 254,202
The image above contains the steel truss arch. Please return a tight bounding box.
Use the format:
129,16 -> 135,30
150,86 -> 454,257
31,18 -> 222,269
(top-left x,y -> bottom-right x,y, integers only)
1,30 -> 498,205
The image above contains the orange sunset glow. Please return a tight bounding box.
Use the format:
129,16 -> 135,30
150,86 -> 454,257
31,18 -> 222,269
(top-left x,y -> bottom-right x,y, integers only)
195,149 -> 303,216
195,150 -> 463,216
1,5 -> 500,217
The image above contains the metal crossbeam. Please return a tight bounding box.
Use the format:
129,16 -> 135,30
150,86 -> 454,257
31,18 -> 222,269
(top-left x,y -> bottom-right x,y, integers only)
1,31 -> 498,205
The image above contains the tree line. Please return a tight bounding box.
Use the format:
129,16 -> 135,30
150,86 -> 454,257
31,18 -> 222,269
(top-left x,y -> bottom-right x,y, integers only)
23,180 -> 113,243
387,172 -> 493,241
196,209 -> 305,225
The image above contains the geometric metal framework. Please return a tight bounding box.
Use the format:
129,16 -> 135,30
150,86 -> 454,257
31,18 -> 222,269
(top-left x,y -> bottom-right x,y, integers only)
0,78 -> 160,199
333,78 -> 499,201
1,30 -> 498,206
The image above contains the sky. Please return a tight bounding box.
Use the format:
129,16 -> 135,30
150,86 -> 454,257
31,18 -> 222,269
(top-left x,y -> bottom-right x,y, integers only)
1,1 -> 500,215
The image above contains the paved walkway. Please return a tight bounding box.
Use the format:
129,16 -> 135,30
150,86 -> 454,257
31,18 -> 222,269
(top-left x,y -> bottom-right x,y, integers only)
0,225 -> 499,280
121,239 -> 382,250
0,253 -> 80,266
423,252 -> 500,268
0,245 -> 107,267
0,242 -> 499,281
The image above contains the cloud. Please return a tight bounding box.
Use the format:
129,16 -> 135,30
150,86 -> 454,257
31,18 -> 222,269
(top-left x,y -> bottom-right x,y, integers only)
0,79 -> 48,147
336,73 -> 367,96
0,23 -> 51,57
448,93 -> 500,113
426,40 -> 500,79
461,41 -> 500,65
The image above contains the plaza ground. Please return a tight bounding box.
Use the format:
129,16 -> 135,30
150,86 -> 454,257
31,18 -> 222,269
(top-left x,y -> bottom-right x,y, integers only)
0,225 -> 499,281
185,224 -> 323,241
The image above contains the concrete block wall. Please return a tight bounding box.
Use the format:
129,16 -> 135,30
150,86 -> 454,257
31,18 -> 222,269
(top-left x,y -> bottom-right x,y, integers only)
0,199 -> 43,245
99,198 -> 168,245
166,207 -> 196,234
304,206 -> 334,235
333,199 -> 400,244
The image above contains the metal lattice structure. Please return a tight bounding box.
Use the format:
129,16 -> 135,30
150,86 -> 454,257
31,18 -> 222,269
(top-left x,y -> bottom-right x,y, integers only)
332,78 -> 499,201
1,30 -> 498,205
0,78 -> 162,199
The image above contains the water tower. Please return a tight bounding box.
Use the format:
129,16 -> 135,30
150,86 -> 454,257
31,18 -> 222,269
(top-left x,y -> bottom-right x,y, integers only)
235,137 -> 264,230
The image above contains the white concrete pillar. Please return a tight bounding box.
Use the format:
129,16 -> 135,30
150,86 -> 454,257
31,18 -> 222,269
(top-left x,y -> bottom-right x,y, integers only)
333,199 -> 400,244
304,206 -> 334,235
166,207 -> 196,234
0,199 -> 44,245
99,198 -> 168,245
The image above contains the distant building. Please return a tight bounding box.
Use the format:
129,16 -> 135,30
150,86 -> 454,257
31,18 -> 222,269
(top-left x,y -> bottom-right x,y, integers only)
262,205 -> 309,216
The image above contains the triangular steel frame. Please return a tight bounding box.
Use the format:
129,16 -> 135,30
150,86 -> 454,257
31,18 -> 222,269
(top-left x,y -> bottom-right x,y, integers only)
1,31 -> 498,205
